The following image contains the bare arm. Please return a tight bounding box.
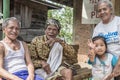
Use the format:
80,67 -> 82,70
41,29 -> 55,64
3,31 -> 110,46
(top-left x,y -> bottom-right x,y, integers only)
23,42 -> 34,80
88,49 -> 96,63
0,43 -> 22,80
103,56 -> 120,80
87,39 -> 96,63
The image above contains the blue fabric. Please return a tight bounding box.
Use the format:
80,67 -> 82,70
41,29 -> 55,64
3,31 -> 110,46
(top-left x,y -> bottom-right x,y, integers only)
88,57 -> 96,65
111,55 -> 118,67
3,70 -> 44,80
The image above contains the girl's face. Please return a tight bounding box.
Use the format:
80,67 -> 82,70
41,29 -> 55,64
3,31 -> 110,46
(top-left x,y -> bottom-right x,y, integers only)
94,39 -> 106,56
97,2 -> 112,24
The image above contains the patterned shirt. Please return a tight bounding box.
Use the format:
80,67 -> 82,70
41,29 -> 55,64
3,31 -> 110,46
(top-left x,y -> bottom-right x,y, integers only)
29,35 -> 78,69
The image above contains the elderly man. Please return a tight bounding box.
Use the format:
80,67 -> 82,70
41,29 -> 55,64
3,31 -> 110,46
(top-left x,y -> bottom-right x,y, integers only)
30,19 -> 78,80
0,17 -> 43,80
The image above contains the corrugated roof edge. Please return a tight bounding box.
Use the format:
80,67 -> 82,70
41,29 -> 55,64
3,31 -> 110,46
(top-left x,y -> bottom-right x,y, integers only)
31,0 -> 62,9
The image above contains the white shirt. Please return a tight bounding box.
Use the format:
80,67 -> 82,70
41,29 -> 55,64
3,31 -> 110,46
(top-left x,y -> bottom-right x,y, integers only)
1,40 -> 27,73
89,53 -> 117,80
93,16 -> 120,57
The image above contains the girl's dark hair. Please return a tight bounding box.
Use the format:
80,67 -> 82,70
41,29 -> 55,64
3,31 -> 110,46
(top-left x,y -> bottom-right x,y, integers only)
92,36 -> 107,52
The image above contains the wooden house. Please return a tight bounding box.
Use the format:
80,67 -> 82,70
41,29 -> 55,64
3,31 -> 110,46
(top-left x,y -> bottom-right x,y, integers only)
0,0 -> 61,42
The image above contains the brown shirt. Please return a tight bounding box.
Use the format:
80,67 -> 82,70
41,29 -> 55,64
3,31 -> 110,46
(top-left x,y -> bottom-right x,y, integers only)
29,35 -> 78,69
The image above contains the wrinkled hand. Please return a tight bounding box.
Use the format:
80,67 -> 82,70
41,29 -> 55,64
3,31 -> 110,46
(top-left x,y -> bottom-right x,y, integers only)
103,73 -> 114,80
113,68 -> 120,77
45,38 -> 63,47
41,61 -> 51,74
104,66 -> 120,80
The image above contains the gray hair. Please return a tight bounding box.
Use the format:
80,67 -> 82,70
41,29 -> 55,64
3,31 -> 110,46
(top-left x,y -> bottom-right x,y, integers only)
97,0 -> 114,14
45,19 -> 61,32
2,17 -> 21,30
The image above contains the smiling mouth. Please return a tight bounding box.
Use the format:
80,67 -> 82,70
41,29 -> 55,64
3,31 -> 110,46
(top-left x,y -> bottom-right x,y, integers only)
97,50 -> 103,52
101,15 -> 105,18
48,35 -> 54,37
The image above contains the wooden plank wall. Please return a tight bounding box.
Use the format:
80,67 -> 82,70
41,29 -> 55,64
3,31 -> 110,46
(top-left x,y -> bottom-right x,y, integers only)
115,0 -> 120,16
13,0 -> 48,42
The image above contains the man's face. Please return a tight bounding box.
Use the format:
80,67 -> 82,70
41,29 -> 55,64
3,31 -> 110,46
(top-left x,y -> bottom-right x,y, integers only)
45,25 -> 59,39
3,21 -> 20,40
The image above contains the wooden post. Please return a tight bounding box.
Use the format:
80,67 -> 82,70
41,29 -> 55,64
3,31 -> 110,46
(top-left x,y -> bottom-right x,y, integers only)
114,0 -> 120,16
3,0 -> 10,19
2,0 -> 10,38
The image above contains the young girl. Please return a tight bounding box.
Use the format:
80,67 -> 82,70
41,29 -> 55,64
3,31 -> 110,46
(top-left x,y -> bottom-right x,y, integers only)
88,36 -> 118,80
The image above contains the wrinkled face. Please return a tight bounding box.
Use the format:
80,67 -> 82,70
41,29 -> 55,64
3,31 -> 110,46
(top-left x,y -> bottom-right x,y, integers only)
45,25 -> 59,39
97,2 -> 112,24
3,21 -> 20,40
94,39 -> 106,56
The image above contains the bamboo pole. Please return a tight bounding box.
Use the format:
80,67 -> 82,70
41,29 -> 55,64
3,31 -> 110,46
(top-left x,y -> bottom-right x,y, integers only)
3,0 -> 10,38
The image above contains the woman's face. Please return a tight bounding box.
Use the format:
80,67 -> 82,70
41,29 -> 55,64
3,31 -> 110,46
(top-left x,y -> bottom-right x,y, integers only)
97,2 -> 112,24
45,25 -> 59,39
3,21 -> 20,40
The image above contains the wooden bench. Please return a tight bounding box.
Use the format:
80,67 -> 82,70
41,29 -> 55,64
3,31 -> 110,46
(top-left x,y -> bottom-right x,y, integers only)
28,44 -> 92,80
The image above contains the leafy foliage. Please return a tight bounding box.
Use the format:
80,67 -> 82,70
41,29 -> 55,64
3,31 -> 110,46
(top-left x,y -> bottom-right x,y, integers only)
48,6 -> 73,44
